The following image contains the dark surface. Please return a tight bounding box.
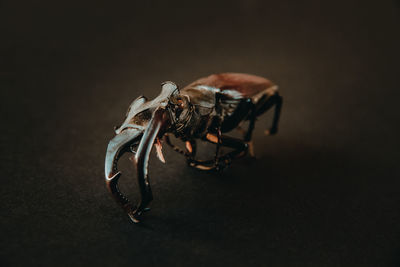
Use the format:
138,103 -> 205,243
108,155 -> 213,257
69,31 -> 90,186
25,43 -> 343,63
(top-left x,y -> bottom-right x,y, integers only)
1,0 -> 399,266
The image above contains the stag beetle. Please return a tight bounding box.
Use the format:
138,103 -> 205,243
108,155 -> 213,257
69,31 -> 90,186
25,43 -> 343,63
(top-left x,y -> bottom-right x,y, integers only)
105,73 -> 283,223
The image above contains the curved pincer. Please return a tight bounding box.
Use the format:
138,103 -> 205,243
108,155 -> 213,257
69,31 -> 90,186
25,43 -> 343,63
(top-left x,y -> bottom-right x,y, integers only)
104,107 -> 170,223
105,128 -> 143,223
131,107 -> 170,221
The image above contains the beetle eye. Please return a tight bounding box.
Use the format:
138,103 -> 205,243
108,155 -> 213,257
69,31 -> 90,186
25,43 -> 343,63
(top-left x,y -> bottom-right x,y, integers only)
177,99 -> 184,108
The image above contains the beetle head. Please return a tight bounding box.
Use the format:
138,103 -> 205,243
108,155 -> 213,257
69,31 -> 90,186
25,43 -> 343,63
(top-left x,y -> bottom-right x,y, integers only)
105,82 -> 177,180
167,88 -> 192,134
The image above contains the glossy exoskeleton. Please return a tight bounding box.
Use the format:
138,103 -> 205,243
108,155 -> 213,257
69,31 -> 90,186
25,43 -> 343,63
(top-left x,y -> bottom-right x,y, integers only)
105,73 -> 283,223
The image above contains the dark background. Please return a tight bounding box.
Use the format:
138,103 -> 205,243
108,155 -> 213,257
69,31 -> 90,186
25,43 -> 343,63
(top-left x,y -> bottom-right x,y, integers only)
1,0 -> 399,266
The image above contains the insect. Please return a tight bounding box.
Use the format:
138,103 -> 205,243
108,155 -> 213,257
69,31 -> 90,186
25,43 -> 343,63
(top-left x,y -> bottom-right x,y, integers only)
105,73 -> 283,223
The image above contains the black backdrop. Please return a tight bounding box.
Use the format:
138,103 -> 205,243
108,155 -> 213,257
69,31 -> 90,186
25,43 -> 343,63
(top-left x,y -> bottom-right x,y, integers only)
1,0 -> 400,266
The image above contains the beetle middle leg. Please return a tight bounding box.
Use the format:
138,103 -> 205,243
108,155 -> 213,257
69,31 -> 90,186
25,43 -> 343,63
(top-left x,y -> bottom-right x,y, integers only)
187,134 -> 248,171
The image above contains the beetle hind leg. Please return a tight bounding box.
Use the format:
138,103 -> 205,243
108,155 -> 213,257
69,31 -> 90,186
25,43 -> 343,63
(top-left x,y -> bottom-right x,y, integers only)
242,114 -> 257,157
254,93 -> 283,135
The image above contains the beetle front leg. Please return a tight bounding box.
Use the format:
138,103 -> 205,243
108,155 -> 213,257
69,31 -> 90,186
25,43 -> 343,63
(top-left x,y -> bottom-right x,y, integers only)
164,134 -> 186,155
164,134 -> 198,164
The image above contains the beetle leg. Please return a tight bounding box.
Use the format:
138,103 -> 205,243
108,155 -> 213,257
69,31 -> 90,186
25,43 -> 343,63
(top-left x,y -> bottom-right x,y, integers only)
188,134 -> 248,171
185,139 -> 196,156
185,138 -> 216,170
214,134 -> 248,162
244,113 -> 256,142
254,93 -> 283,135
164,134 -> 198,163
164,134 -> 210,169
187,159 -> 217,171
247,141 -> 255,158
184,139 -> 197,163
164,134 -> 186,155
239,115 -> 255,158
268,94 -> 283,135
214,128 -> 222,165
210,134 -> 249,171
236,123 -> 247,136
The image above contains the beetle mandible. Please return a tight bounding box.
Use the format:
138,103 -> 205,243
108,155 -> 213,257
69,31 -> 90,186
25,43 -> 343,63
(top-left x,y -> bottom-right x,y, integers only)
104,73 -> 283,223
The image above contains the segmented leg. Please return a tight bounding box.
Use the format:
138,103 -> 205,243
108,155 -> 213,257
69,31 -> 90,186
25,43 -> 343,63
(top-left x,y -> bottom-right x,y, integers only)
244,113 -> 256,142
164,134 -> 186,155
237,92 -> 283,157
269,94 -> 283,134
164,134 -> 197,160
187,133 -> 248,171
254,93 -> 283,135
164,134 -> 201,167
184,138 -> 197,162
214,128 -> 222,165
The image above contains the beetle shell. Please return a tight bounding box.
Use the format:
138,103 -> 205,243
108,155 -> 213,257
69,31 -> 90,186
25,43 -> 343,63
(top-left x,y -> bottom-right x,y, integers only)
176,73 -> 278,137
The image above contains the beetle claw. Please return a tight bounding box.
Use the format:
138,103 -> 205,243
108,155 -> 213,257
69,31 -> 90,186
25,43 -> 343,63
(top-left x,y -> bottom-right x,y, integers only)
127,210 -> 142,223
247,141 -> 255,158
215,157 -> 232,171
143,207 -> 151,212
127,205 -> 152,223
265,127 -> 277,136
